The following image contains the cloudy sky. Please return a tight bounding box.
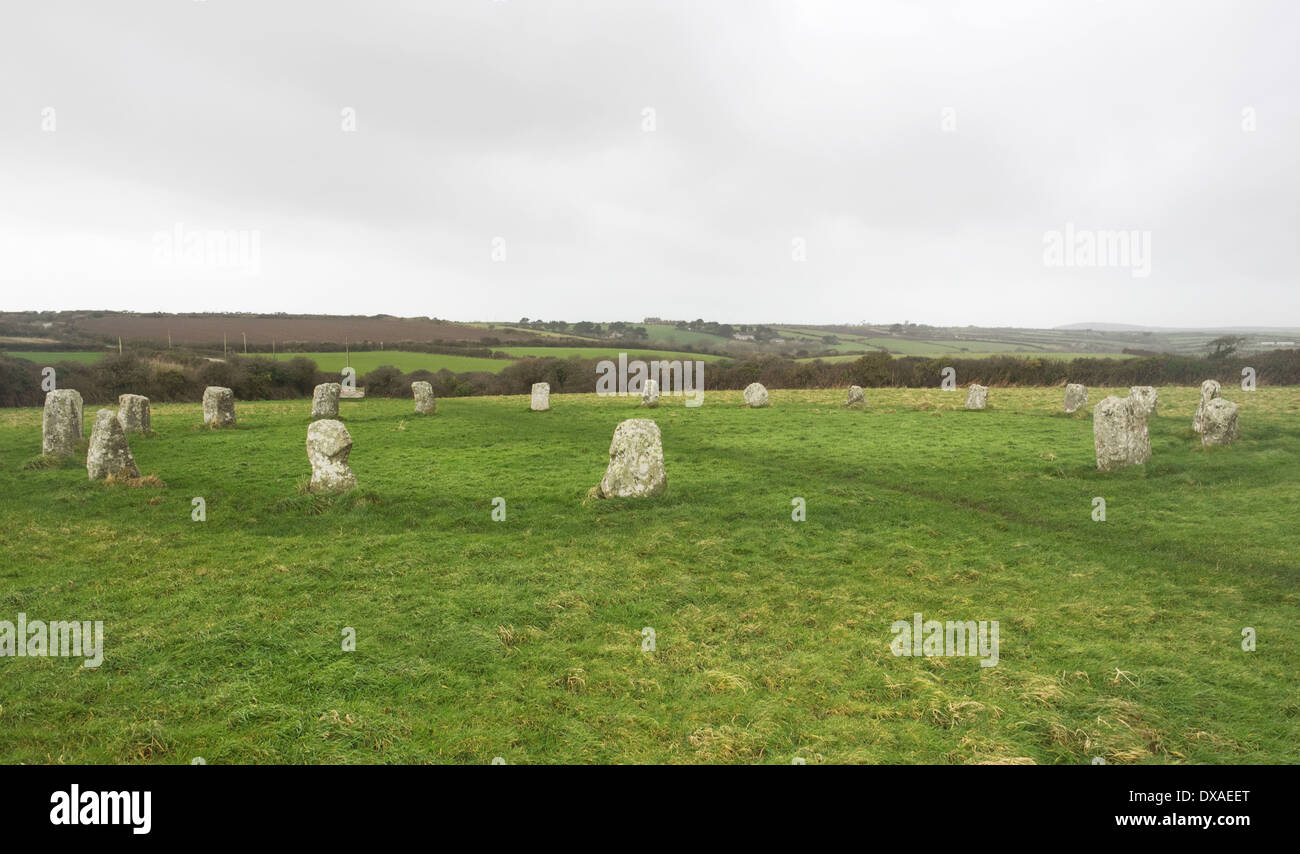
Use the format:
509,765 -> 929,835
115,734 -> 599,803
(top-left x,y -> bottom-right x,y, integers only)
1,0 -> 1296,327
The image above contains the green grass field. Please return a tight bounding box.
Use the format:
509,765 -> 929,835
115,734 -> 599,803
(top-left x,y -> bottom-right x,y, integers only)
492,346 -> 724,363
262,351 -> 511,374
2,387 -> 1297,764
3,351 -> 111,365
799,352 -> 1136,364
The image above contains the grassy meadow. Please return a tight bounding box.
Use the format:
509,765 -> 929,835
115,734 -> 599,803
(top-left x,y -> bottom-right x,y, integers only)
0,386 -> 1297,764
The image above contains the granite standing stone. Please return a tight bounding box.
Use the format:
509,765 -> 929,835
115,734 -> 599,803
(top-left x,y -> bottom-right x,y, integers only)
311,383 -> 341,419
1200,398 -> 1239,446
1128,386 -> 1159,417
117,394 -> 151,434
412,381 -> 436,415
1063,383 -> 1088,414
595,418 -> 666,498
1192,379 -> 1221,434
42,389 -> 83,457
203,386 -> 236,427
531,382 -> 551,411
641,379 -> 660,408
1093,395 -> 1151,471
306,419 -> 357,492
965,384 -> 988,410
743,382 -> 770,407
845,385 -> 866,408
86,409 -> 140,480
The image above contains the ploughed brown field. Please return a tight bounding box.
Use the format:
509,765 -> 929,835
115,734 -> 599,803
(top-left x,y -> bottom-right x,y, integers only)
71,313 -> 531,346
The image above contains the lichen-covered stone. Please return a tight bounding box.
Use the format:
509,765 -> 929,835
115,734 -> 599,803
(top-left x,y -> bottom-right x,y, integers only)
86,409 -> 140,480
1192,379 -> 1221,433
202,386 -> 236,428
965,384 -> 988,410
1129,386 -> 1158,417
531,382 -> 550,411
311,383 -> 341,419
306,419 -> 357,492
412,381 -> 436,415
1200,397 -> 1239,446
42,389 -> 83,457
117,394 -> 151,434
640,379 -> 660,408
743,382 -> 769,407
1063,383 -> 1088,414
595,418 -> 666,498
845,385 -> 866,408
1093,395 -> 1151,471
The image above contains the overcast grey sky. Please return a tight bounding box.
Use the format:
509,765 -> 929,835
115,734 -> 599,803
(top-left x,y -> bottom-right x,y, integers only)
1,0 -> 1296,327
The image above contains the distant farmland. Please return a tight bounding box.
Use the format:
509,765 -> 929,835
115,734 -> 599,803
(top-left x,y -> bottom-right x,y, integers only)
265,351 -> 512,374
492,346 -> 724,362
2,350 -> 110,365
69,313 -> 535,346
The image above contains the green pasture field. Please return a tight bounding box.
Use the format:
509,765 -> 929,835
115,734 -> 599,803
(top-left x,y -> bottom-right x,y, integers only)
798,352 -> 1137,364
262,351 -> 511,374
492,346 -> 724,362
1,386 -> 1296,763
4,351 -> 109,365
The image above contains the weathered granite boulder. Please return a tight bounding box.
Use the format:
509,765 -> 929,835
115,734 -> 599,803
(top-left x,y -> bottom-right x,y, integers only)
1093,395 -> 1151,471
311,383 -> 341,419
412,381 -> 436,415
306,419 -> 357,492
117,394 -> 151,434
1129,386 -> 1158,417
1192,379 -> 1221,434
1063,383 -> 1088,414
202,386 -> 236,428
845,385 -> 866,408
965,384 -> 988,410
531,382 -> 550,411
595,418 -> 666,498
1200,398 -> 1239,446
641,379 -> 660,408
743,382 -> 769,407
86,409 -> 140,480
42,389 -> 83,457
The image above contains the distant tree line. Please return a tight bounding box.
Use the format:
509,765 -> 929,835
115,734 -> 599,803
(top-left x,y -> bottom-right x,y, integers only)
1,349 -> 1296,408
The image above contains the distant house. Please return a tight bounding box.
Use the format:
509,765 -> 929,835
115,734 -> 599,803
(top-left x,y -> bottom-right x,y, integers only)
733,333 -> 754,341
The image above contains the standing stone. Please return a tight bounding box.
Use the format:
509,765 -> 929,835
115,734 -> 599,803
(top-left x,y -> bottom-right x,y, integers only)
86,409 -> 140,480
412,381 -> 436,415
1063,383 -> 1088,414
641,379 -> 660,408
743,382 -> 769,408
1093,395 -> 1151,471
311,383 -> 341,419
1200,398 -> 1239,446
965,384 -> 988,410
1129,386 -> 1159,417
41,389 -> 83,457
306,419 -> 357,492
1192,379 -> 1221,433
845,385 -> 866,408
595,418 -> 666,498
531,382 -> 551,411
117,394 -> 151,434
202,386 -> 236,428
